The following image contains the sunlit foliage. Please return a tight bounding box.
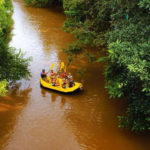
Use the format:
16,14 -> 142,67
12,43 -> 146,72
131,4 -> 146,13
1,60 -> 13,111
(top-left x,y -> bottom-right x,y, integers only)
0,0 -> 31,96
0,80 -> 8,96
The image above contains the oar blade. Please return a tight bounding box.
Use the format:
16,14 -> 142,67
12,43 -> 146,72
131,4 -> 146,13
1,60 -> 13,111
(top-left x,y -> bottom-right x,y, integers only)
60,62 -> 64,71
50,64 -> 55,70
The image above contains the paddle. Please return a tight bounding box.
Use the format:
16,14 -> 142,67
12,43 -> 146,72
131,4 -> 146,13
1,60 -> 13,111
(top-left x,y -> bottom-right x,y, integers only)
50,64 -> 55,70
60,62 -> 64,72
46,64 -> 54,74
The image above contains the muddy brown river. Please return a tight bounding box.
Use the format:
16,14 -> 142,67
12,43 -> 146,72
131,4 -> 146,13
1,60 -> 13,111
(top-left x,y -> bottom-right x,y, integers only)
0,0 -> 150,150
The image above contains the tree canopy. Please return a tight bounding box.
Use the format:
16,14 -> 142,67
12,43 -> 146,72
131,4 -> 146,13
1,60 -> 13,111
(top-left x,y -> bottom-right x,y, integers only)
0,0 -> 31,96
63,0 -> 150,132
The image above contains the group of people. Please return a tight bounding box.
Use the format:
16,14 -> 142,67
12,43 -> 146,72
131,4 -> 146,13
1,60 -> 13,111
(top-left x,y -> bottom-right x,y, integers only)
41,69 -> 75,88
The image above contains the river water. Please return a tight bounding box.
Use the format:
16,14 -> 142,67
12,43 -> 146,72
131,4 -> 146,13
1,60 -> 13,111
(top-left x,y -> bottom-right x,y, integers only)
0,0 -> 149,150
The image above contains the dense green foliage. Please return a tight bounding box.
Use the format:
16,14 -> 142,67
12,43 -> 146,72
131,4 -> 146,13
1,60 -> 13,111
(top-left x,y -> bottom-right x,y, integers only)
25,0 -> 62,7
63,0 -> 110,48
63,0 -> 150,132
25,0 -> 150,131
0,0 -> 31,96
105,0 -> 150,132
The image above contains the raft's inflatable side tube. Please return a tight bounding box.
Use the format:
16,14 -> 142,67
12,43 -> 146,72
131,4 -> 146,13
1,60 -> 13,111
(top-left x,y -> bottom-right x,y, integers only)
40,78 -> 83,93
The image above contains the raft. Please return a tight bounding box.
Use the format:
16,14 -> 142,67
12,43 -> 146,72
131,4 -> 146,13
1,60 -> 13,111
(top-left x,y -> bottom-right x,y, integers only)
40,78 -> 83,93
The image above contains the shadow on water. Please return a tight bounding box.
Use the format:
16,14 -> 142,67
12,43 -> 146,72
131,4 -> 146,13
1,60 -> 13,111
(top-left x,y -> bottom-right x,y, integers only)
0,84 -> 32,150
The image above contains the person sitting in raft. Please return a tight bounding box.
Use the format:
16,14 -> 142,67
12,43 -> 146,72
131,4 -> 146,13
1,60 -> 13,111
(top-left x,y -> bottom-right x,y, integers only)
69,77 -> 75,87
66,72 -> 74,87
47,76 -> 51,83
62,78 -> 67,88
68,73 -> 73,80
50,70 -> 56,80
55,75 -> 60,86
60,73 -> 63,79
41,69 -> 48,80
51,78 -> 56,86
61,72 -> 67,79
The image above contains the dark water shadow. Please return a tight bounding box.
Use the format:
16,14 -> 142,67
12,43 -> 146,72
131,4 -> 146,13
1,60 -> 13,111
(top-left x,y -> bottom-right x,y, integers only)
0,83 -> 32,149
40,84 -> 84,97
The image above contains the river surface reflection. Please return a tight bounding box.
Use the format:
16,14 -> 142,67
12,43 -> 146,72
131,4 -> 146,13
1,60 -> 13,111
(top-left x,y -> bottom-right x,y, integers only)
0,0 -> 149,150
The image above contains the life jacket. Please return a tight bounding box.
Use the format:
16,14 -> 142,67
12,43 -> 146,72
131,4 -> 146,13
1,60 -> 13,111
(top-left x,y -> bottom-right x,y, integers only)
41,72 -> 46,78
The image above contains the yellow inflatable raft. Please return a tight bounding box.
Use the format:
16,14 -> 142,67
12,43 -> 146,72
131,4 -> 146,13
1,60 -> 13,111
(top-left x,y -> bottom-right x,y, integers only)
40,78 -> 83,93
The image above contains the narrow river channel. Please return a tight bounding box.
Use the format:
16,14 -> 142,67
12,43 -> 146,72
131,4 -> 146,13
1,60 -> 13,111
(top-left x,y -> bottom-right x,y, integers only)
0,0 -> 150,150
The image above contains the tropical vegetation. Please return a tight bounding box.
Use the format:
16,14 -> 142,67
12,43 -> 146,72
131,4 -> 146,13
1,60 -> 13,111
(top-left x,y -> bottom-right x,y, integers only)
25,0 -> 150,132
0,0 -> 31,96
